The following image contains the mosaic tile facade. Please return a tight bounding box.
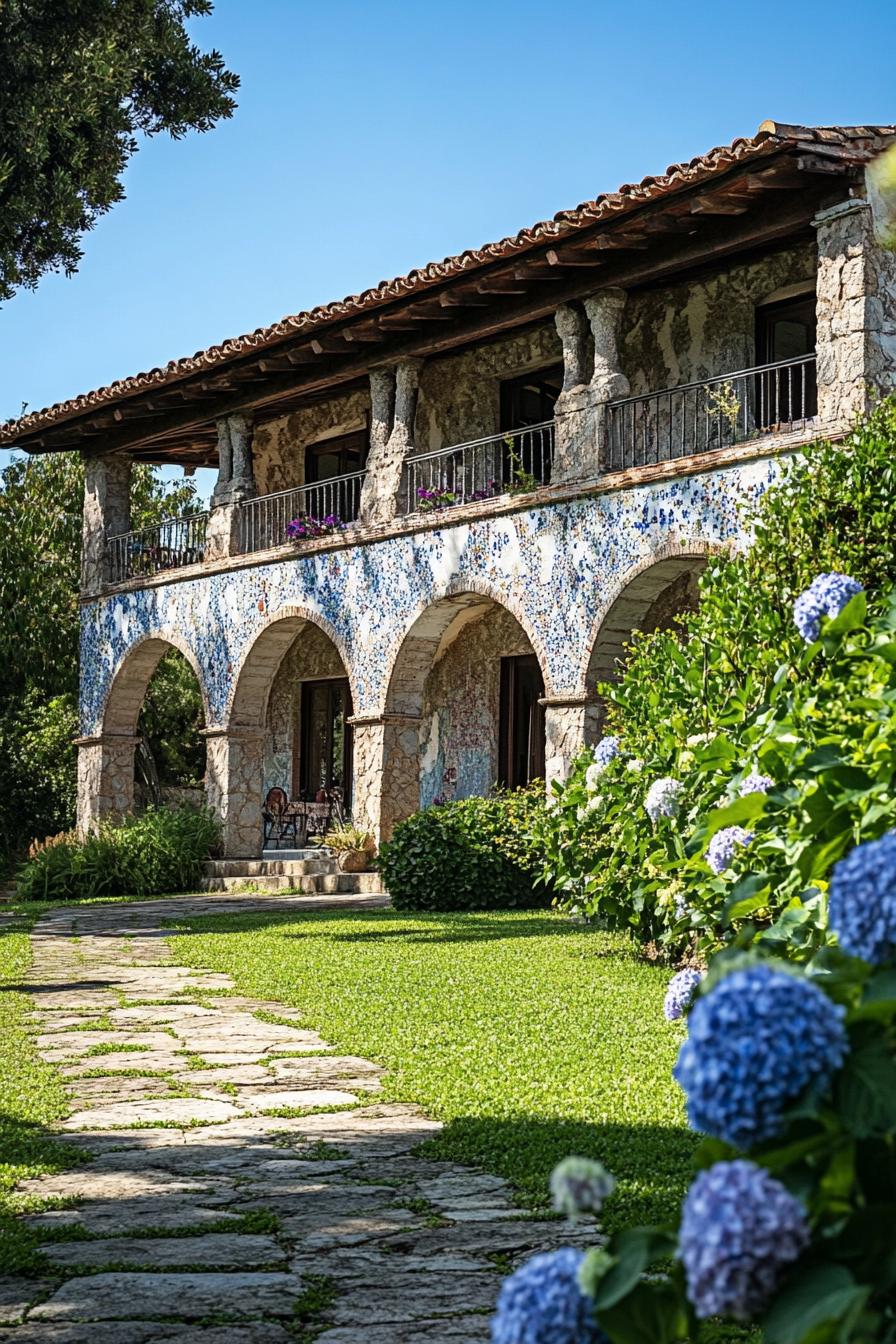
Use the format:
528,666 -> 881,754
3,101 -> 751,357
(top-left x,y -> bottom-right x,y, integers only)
81,452 -> 784,744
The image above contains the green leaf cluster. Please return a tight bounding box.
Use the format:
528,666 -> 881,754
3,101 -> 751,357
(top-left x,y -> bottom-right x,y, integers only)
380,785 -> 554,912
0,0 -> 238,300
15,803 -> 220,901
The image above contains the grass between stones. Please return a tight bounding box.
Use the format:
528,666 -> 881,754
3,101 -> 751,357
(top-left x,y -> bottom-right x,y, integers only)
0,914 -> 87,1273
169,908 -> 696,1232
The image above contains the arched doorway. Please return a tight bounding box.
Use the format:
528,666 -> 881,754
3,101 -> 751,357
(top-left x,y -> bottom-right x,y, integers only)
219,610 -> 355,855
136,649 -> 206,807
378,590 -> 549,835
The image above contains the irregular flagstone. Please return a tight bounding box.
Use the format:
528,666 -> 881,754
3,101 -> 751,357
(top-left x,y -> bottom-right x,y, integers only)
61,1096 -> 243,1130
11,894 -> 595,1340
25,1201 -> 244,1236
28,1272 -> 304,1321
0,1276 -> 54,1325
13,1325 -> 293,1343
39,1233 -> 285,1269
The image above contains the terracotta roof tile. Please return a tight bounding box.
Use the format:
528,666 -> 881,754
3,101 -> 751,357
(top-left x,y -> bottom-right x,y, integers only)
2,121 -> 893,446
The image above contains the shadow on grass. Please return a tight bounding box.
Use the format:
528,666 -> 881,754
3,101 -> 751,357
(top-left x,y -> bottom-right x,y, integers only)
418,1112 -> 699,1232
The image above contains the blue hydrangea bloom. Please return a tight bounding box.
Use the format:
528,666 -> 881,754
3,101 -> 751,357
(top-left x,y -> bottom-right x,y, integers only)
679,1160 -> 809,1319
706,826 -> 753,875
664,968 -> 703,1022
828,830 -> 896,965
739,770 -> 774,797
550,1157 -> 616,1220
792,572 -> 863,642
673,964 -> 847,1147
594,736 -> 620,771
492,1249 -> 606,1344
644,777 -> 683,823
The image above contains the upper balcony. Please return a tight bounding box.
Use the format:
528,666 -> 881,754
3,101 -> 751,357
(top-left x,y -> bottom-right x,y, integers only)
104,352 -> 818,586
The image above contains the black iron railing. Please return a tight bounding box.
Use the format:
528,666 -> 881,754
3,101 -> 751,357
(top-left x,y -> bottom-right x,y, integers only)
603,354 -> 817,472
400,420 -> 555,516
238,470 -> 365,552
108,512 -> 209,583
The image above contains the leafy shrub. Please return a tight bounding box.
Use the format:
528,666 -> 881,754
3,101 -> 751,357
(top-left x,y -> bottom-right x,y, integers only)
0,692 -> 78,865
495,626 -> 896,1344
16,805 -> 220,902
380,786 -> 551,911
539,403 -> 896,955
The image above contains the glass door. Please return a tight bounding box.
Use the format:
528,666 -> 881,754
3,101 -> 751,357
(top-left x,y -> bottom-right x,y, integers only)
297,679 -> 353,803
498,655 -> 546,788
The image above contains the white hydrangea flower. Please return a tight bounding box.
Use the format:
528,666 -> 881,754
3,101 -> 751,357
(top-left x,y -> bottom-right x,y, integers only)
645,777 -> 683,824
584,763 -> 602,792
627,758 -> 644,773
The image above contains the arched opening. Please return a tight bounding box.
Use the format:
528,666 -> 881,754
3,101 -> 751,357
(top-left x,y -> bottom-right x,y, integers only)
136,649 -> 206,808
381,591 -> 548,833
224,611 -> 354,854
586,553 -> 707,694
89,635 -> 208,826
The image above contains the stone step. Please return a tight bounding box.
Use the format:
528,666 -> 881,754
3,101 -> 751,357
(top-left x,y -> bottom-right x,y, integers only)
203,857 -> 332,878
200,871 -> 384,895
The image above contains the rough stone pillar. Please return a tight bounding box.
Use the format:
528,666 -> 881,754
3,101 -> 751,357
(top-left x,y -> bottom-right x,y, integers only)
359,360 -> 423,525
350,714 -> 421,842
541,696 -> 601,794
212,414 -> 256,506
204,503 -> 240,563
552,304 -> 592,486
584,289 -> 630,401
81,452 -> 132,594
76,733 -> 139,835
814,198 -> 896,426
203,727 -> 266,858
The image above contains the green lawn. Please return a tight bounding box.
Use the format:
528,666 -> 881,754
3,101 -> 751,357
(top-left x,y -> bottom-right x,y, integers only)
0,911 -> 83,1272
172,907 -> 697,1231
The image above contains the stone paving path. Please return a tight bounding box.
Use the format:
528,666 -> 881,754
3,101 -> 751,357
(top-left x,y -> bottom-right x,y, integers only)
1,894 -> 595,1342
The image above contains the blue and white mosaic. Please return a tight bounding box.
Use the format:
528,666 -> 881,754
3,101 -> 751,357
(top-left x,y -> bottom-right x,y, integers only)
80,455 -> 783,735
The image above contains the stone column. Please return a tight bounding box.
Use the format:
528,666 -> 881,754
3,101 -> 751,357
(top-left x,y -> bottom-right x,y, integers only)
541,696 -> 601,794
81,452 -> 132,594
76,733 -> 139,834
583,288 -> 630,475
203,727 -> 266,858
350,713 -> 421,842
359,359 -> 423,525
207,414 -> 256,560
552,304 -> 592,485
814,198 -> 896,426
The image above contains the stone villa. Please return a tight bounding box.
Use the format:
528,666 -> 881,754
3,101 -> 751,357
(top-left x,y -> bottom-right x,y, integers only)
2,121 -> 895,858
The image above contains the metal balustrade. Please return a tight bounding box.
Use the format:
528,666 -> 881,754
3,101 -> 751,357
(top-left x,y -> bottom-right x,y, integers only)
237,470 -> 365,553
399,420 -> 555,516
102,356 -> 823,586
108,512 -> 209,583
603,354 -> 817,473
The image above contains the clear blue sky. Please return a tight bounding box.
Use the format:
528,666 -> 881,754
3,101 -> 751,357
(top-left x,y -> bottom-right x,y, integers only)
1,0 -> 893,490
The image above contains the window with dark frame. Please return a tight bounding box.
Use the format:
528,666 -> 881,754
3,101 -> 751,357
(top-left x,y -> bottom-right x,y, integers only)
498,365 -> 563,487
754,295 -> 817,425
498,654 -> 546,790
304,428 -> 368,484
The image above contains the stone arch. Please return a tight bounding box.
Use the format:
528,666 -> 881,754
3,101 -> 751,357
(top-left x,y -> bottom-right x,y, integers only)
78,632 -> 209,835
366,585 -> 551,839
380,575 -> 553,717
582,540 -> 719,693
100,631 -> 209,737
210,606 -> 355,857
226,605 -> 357,730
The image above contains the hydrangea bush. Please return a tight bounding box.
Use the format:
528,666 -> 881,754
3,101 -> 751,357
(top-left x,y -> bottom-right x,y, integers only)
536,403 -> 896,957
496,833 -> 896,1343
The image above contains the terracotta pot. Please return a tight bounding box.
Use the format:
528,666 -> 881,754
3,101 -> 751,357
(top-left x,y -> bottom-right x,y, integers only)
337,849 -> 370,873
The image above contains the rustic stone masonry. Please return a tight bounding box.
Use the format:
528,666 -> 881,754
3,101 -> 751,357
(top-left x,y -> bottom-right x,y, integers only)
81,452 -> 131,595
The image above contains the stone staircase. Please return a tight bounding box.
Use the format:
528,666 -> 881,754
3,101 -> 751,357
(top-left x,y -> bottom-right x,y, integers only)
200,848 -> 385,896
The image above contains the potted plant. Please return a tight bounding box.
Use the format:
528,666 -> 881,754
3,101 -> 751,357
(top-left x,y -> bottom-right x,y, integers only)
313,825 -> 377,872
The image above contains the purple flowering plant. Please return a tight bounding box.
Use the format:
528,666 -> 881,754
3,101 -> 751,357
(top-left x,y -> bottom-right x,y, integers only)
286,512 -> 347,541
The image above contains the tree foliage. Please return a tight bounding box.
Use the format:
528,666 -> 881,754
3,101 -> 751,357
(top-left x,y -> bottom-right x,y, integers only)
0,0 -> 238,300
0,451 -> 201,857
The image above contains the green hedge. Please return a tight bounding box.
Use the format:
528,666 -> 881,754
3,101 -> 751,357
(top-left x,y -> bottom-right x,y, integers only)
16,805 -> 221,902
380,786 -> 551,911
